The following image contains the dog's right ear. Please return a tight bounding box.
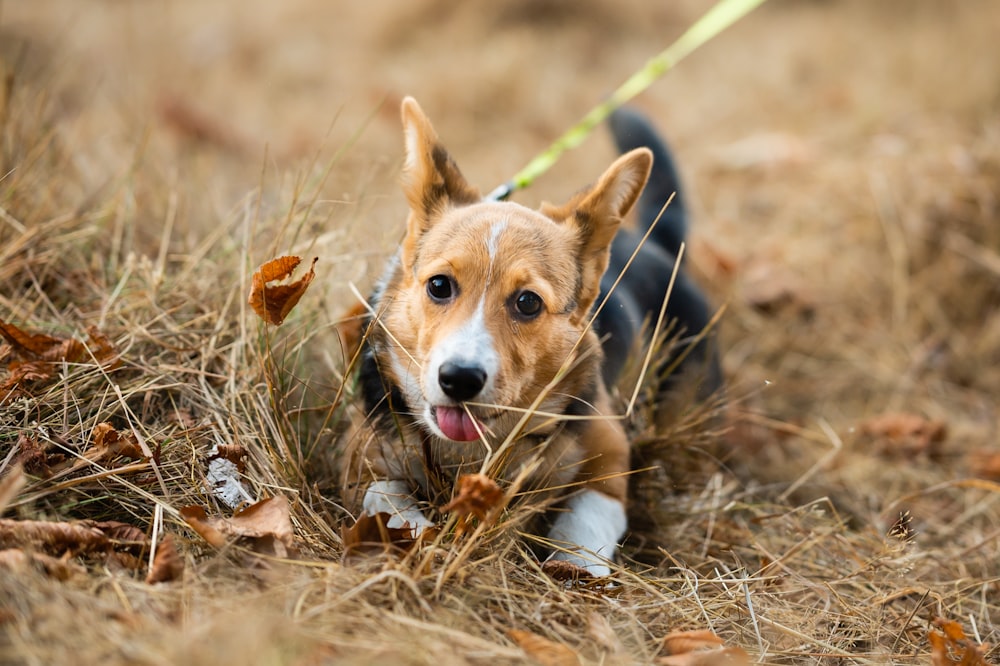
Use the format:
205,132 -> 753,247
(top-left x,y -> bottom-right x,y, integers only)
399,98 -> 480,266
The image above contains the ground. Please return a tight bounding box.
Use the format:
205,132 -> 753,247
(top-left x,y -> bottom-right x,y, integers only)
1,0 -> 998,664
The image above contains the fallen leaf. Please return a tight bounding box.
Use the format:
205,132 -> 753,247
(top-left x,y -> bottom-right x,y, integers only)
180,506 -> 227,548
146,534 -> 183,584
662,630 -> 724,655
0,518 -> 148,560
508,629 -> 582,666
91,422 -> 145,460
181,496 -> 297,557
658,629 -> 750,666
342,512 -> 422,560
440,473 -> 504,523
248,256 -> 318,325
0,548 -> 86,580
968,449 -> 1000,480
0,464 -> 25,515
541,559 -> 594,583
212,443 -> 248,470
929,617 -> 990,666
14,433 -> 64,478
0,322 -> 119,394
859,412 -> 947,457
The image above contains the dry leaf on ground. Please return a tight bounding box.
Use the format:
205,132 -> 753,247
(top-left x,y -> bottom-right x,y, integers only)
0,548 -> 87,580
248,256 -> 318,325
181,496 -> 297,557
968,449 -> 1000,480
341,512 -> 426,560
508,629 -> 582,666
0,322 -> 119,395
440,473 -> 504,523
658,629 -> 750,666
929,617 -> 990,666
145,534 -> 183,584
859,412 -> 947,457
541,559 -> 594,583
90,422 -> 145,460
0,464 -> 25,516
14,433 -> 65,478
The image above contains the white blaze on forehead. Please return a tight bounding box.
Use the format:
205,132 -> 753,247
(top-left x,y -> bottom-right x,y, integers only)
486,219 -> 508,263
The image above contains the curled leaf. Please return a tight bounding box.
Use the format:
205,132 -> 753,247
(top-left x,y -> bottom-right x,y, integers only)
248,256 -> 318,325
929,617 -> 990,666
181,496 -> 297,557
91,422 -> 145,460
342,512 -> 425,560
508,629 -> 582,666
146,534 -> 183,584
440,473 -> 504,523
541,559 -> 594,583
658,629 -> 750,666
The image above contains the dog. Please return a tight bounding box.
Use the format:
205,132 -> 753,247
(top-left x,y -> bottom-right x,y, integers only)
341,97 -> 720,575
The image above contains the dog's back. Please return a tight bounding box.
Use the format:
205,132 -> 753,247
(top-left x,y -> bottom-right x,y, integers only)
596,108 -> 722,401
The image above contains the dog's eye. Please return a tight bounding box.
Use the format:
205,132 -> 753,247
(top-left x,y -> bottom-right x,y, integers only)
426,275 -> 454,302
514,290 -> 543,318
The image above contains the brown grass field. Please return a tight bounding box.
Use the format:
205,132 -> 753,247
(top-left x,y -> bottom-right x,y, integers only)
2,0 -> 999,663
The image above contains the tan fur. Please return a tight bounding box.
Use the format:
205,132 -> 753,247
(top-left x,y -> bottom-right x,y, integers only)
342,98 -> 651,559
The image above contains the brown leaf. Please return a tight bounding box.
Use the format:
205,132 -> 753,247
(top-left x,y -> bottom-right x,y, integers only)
929,617 -> 990,666
0,548 -> 86,580
659,629 -> 750,666
859,412 -> 947,457
91,422 -> 145,460
181,496 -> 297,557
0,464 -> 25,516
146,534 -> 183,584
14,433 -> 62,478
342,512 -> 422,560
180,506 -> 228,548
212,443 -> 248,471
0,321 -> 74,360
248,256 -> 318,325
508,629 -> 582,666
0,322 -> 119,393
541,559 -> 594,583
0,518 -> 107,553
440,473 -> 504,523
968,449 -> 1000,480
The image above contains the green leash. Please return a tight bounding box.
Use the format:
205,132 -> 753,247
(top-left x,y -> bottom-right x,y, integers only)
486,0 -> 766,202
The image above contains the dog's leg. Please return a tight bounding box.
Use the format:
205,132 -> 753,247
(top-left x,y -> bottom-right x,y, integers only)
362,479 -> 434,535
546,489 -> 627,577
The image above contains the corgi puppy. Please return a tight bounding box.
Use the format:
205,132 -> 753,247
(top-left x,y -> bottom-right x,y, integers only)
341,98 -> 720,575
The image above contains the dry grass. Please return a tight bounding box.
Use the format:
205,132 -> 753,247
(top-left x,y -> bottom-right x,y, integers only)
2,0 -> 1000,663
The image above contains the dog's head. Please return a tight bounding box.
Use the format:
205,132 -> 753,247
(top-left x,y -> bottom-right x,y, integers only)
374,97 -> 651,443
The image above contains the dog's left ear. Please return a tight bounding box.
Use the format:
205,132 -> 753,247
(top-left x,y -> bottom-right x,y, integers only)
569,147 -> 653,320
399,97 -> 480,268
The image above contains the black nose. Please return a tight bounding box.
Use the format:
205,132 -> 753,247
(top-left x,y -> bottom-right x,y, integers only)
438,361 -> 487,402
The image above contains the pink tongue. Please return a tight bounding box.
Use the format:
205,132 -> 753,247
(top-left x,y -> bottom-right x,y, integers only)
435,406 -> 481,442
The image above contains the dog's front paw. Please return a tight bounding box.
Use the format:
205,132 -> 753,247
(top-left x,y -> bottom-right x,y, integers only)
545,489 -> 627,578
362,479 -> 434,537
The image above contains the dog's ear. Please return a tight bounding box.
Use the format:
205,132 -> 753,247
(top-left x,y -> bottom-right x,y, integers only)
568,148 -> 652,319
399,98 -> 480,266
